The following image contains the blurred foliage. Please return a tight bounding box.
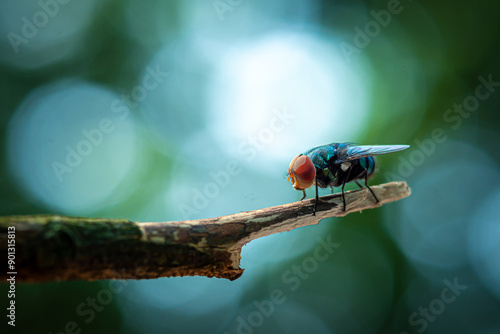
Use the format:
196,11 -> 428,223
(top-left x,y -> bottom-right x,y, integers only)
1,0 -> 500,333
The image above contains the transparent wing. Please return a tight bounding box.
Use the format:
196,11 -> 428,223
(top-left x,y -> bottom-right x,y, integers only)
334,145 -> 409,164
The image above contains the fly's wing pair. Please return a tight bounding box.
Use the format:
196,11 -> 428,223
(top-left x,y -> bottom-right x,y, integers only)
333,144 -> 410,164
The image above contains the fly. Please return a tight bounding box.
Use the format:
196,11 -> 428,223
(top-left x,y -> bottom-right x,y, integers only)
287,142 -> 409,215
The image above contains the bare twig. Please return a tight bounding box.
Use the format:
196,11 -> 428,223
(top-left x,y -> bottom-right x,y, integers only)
0,181 -> 410,282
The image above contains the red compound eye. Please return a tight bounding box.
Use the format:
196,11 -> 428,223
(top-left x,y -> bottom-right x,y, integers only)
293,155 -> 315,182
288,155 -> 315,190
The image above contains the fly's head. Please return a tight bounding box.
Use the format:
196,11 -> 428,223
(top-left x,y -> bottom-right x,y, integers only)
287,154 -> 316,190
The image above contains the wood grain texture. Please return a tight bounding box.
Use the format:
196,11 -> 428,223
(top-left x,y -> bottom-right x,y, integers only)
0,181 -> 410,282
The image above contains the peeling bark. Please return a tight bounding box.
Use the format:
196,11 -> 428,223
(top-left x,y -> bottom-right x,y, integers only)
0,181 -> 410,282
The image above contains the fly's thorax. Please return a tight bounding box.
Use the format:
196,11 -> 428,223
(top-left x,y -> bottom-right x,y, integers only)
313,166 -> 335,189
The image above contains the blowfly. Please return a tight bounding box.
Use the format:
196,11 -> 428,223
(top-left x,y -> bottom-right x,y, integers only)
287,142 -> 409,215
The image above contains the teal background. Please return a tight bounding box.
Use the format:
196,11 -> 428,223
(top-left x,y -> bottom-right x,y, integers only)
1,0 -> 500,333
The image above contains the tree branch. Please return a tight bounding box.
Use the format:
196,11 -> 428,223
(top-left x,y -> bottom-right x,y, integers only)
0,181 -> 410,282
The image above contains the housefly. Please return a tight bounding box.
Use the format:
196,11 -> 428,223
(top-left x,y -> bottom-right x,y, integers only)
287,142 -> 409,215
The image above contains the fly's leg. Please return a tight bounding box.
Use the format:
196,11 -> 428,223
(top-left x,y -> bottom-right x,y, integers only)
313,178 -> 319,216
340,182 -> 346,211
300,190 -> 307,201
341,167 -> 352,211
364,171 -> 379,203
330,186 -> 334,194
355,170 -> 378,203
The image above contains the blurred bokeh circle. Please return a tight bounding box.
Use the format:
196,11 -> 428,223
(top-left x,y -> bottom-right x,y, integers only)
6,79 -> 139,214
0,0 -> 98,70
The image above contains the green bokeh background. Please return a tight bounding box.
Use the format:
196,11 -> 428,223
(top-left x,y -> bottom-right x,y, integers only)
1,0 -> 500,333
